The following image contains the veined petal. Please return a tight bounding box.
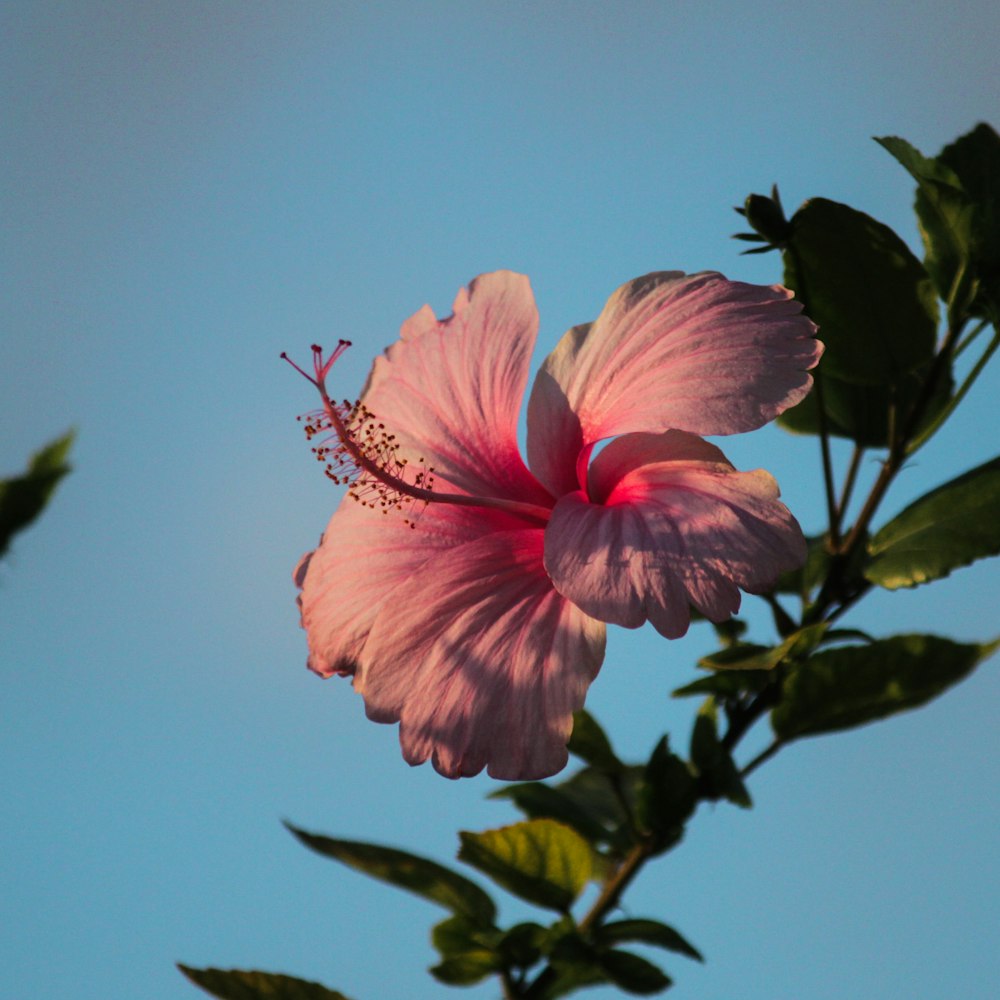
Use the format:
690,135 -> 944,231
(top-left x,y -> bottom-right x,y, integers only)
296,491 -> 530,678
527,272 -> 821,496
360,271 -> 553,505
544,431 -> 807,638
356,528 -> 606,780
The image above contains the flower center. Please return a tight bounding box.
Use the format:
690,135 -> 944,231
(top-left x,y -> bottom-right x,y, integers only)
283,343 -> 551,526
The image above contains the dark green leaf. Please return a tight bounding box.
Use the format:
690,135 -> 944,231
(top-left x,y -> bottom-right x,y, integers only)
876,135 -> 974,310
672,668 -> 773,699
599,918 -> 704,963
772,634 -> 999,740
567,709 -> 625,773
488,782 -> 611,845
777,360 -> 954,447
698,624 -> 829,673
637,739 -> 697,851
866,456 -> 1000,589
0,430 -> 74,558
936,123 -> 1000,313
599,950 -> 673,995
429,916 -> 501,985
555,765 -> 644,855
285,823 -> 496,925
458,819 -> 594,912
497,921 -> 547,969
178,966 -> 352,1000
689,700 -> 751,808
782,198 -> 938,385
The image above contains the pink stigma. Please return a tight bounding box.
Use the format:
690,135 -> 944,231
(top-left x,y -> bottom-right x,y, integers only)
281,340 -> 353,388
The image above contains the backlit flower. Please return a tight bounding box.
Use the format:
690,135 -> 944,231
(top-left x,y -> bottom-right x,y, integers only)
288,271 -> 821,780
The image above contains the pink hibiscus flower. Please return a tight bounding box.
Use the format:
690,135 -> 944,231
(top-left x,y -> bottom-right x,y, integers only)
287,271 -> 821,780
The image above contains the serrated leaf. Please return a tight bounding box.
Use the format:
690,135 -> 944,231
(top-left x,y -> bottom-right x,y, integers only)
599,950 -> 673,995
567,709 -> 625,773
285,823 -> 496,925
488,782 -> 611,845
458,819 -> 594,912
178,966 -> 352,1000
783,198 -> 938,385
599,918 -> 704,963
0,430 -> 74,558
689,701 -> 751,808
866,456 -> 1000,588
772,635 -> 999,740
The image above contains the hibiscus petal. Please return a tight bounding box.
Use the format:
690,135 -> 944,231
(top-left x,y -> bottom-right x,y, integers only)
356,528 -> 606,780
527,272 -> 821,496
296,492 -> 528,678
543,431 -> 807,638
360,271 -> 553,505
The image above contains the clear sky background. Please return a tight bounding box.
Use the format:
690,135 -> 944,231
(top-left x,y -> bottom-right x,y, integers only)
3,3 -> 999,999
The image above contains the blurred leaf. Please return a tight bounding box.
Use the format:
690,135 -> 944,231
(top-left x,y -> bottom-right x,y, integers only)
458,819 -> 594,912
0,430 -> 74,559
178,967 -> 352,1000
497,921 -> 547,969
555,765 -> 645,854
672,668 -> 772,699
429,915 -> 501,985
598,950 -> 672,995
698,624 -> 829,672
866,456 -> 1000,588
599,918 -> 704,963
782,198 -> 938,385
772,634 -> 999,740
567,709 -> 625,773
636,738 -> 697,852
285,823 -> 496,925
689,700 -> 751,808
489,782 -> 611,845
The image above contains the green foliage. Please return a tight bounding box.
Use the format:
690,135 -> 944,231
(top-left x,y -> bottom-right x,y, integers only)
878,123 -> 1000,317
636,738 -> 697,853
597,950 -> 672,995
178,967 -> 353,1000
782,198 -> 938,384
430,915 -> 503,985
284,823 -> 496,925
697,623 -> 829,672
689,701 -> 751,808
567,709 -> 626,773
772,634 -> 998,740
866,456 -> 1000,588
458,819 -> 595,912
597,919 -> 704,963
0,430 -> 74,559
489,782 -> 612,845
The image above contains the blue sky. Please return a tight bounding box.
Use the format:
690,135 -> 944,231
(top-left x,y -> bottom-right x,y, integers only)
2,3 -> 999,999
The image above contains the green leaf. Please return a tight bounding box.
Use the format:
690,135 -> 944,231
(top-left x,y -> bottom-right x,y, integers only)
598,950 -> 673,995
555,765 -> 645,855
458,819 -> 594,912
567,709 -> 625,773
497,921 -> 547,969
285,823 -> 496,925
876,134 -> 974,310
178,966 -> 352,1000
0,430 -> 74,558
936,123 -> 1000,313
488,782 -> 611,845
698,624 -> 829,672
599,918 -> 704,963
429,915 -> 501,985
636,738 -> 697,851
672,668 -> 773,699
866,456 -> 1000,589
689,700 -> 751,808
782,198 -> 938,385
772,634 -> 999,740
777,360 -> 953,447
